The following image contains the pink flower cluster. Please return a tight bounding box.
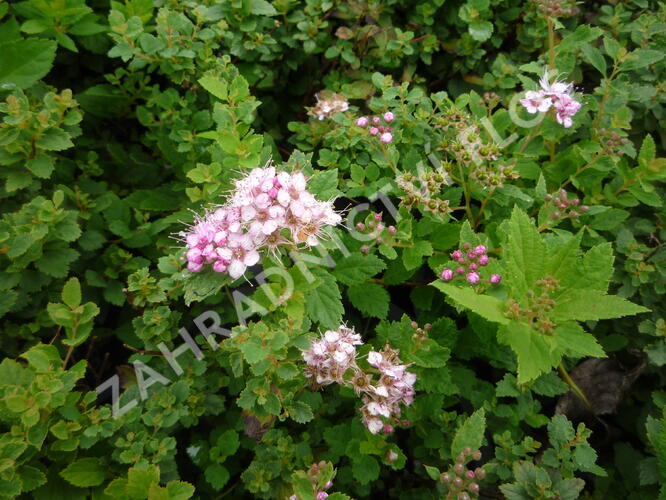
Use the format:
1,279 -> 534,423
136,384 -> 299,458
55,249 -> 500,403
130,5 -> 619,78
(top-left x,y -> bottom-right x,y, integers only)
302,326 -> 363,386
520,71 -> 582,128
440,244 -> 501,285
180,164 -> 341,279
302,325 -> 416,435
356,112 -> 395,143
360,346 -> 416,435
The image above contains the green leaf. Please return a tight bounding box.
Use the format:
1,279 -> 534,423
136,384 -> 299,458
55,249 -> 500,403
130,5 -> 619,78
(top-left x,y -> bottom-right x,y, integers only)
305,272 -> 343,329
546,231 -> 582,281
127,466 -> 160,498
552,290 -> 649,321
333,254 -> 385,285
61,277 -> 81,308
620,49 -> 664,71
308,169 -> 339,199
26,154 -> 55,179
0,38 -> 57,89
36,247 -> 79,278
35,128 -> 74,151
581,44 -> 607,76
402,241 -> 433,270
554,322 -> 605,358
348,282 -> 389,319
205,464 -> 229,491
558,26 -> 602,52
451,408 -> 486,457
250,0 -> 277,15
409,338 -> 450,368
503,207 -> 546,296
352,455 -> 380,485
19,465 -> 47,492
20,344 -> 61,371
60,458 -> 106,487
498,322 -> 561,383
468,21 -> 493,42
423,464 -> 441,481
165,481 -> 195,500
432,282 -> 509,324
288,401 -> 314,423
638,134 -> 656,169
198,75 -> 228,100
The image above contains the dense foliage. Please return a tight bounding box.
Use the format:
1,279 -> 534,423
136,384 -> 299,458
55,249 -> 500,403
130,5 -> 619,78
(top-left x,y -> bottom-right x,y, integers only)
0,0 -> 665,499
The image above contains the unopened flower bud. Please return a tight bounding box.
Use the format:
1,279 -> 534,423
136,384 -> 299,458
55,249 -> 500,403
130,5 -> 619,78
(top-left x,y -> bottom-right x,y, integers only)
472,450 -> 481,461
441,472 -> 452,483
316,493 -> 328,500
383,111 -> 394,122
372,116 -> 380,125
388,225 -> 396,234
356,222 -> 365,231
455,267 -> 465,275
369,127 -> 379,135
356,117 -> 369,128
474,467 -> 486,479
469,482 -> 479,493
441,269 -> 454,281
380,132 -> 393,144
458,493 -> 470,500
490,274 -> 502,285
453,477 -> 464,488
466,272 -> 480,284
360,245 -> 370,254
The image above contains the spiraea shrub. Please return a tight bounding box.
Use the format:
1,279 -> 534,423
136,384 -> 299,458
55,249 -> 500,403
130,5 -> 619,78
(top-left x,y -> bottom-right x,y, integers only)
0,0 -> 665,499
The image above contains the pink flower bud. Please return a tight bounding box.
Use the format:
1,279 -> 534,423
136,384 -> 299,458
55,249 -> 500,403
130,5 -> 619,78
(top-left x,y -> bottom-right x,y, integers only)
316,493 -> 328,500
466,272 -> 480,284
383,424 -> 394,434
451,250 -> 463,260
372,116 -> 381,125
356,116 -> 369,128
474,245 -> 487,255
466,470 -> 475,479
380,132 -> 393,143
469,263 -> 478,271
455,267 -> 465,275
324,481 -> 333,490
268,187 -> 278,198
467,251 -> 476,260
374,213 -> 382,221
369,127 -> 379,135
388,225 -> 396,234
490,273 -> 502,284
383,111 -> 394,122
441,269 -> 454,281
478,255 -> 489,266
378,126 -> 385,132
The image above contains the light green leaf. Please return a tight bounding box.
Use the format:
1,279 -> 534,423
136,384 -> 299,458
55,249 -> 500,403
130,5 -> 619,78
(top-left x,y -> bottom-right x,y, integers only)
451,408 -> 486,457
498,322 -> 561,383
503,207 -> 546,296
198,75 -> 228,101
250,0 -> 277,15
432,282 -> 509,324
468,21 -> 493,42
554,322 -> 605,358
638,134 -> 656,169
308,169 -> 339,200
62,277 -> 81,308
552,290 -> 649,321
